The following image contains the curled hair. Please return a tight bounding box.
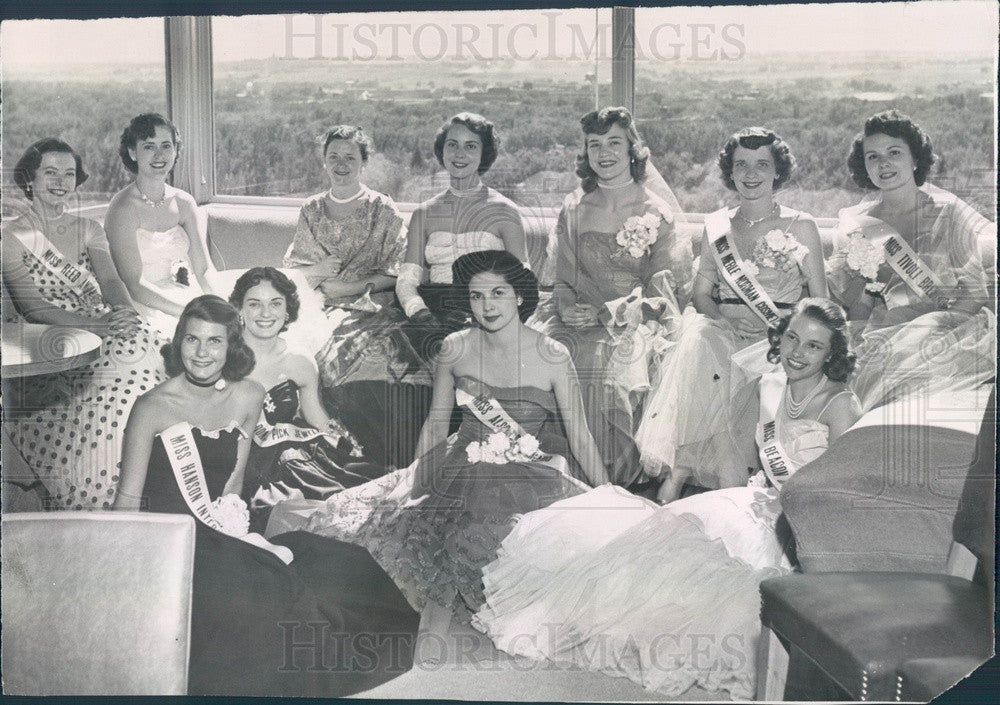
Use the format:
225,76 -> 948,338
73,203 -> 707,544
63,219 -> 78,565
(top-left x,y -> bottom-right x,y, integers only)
847,109 -> 935,189
433,112 -> 500,175
229,267 -> 300,334
717,127 -> 796,191
161,295 -> 255,381
766,297 -> 856,383
452,250 -> 539,322
576,106 -> 649,193
118,113 -> 182,174
13,138 -> 89,199
319,125 -> 373,163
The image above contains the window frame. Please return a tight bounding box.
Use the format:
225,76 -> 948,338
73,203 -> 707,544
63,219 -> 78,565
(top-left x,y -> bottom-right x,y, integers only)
166,9 -> 636,209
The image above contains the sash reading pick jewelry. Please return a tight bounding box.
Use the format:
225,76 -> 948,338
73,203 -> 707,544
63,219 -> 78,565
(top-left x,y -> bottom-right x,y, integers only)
253,416 -> 328,448
706,210 -> 783,326
756,371 -> 798,489
162,422 -> 293,563
454,388 -> 576,480
13,226 -> 103,302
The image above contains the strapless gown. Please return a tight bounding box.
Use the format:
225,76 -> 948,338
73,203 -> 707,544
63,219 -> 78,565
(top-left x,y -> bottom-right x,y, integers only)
142,424 -> 418,696
473,414 -> 829,700
133,225 -> 203,335
297,377 -> 589,613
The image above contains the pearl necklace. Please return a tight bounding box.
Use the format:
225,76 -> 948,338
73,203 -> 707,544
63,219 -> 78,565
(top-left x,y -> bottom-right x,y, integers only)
327,187 -> 365,204
784,376 -> 826,419
736,203 -> 778,228
597,178 -> 634,190
136,185 -> 166,208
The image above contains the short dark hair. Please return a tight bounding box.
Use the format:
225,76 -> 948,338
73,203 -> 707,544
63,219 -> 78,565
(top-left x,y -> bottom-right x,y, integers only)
13,138 -> 89,199
575,106 -> 649,193
433,112 -> 500,175
847,110 -> 935,189
228,267 -> 300,334
162,295 -> 255,380
452,250 -> 539,322
767,297 -> 856,383
118,113 -> 182,174
717,127 -> 796,191
319,125 -> 373,163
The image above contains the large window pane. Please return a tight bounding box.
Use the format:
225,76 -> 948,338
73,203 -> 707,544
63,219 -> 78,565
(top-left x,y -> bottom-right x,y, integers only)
1,18 -> 167,215
213,10 -> 611,208
634,2 -> 997,219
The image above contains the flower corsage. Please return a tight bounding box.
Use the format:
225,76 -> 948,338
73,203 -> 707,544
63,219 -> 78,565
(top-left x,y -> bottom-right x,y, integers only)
211,493 -> 250,537
750,228 -> 808,273
466,432 -> 541,464
615,213 -> 661,259
840,231 -> 887,295
170,259 -> 190,286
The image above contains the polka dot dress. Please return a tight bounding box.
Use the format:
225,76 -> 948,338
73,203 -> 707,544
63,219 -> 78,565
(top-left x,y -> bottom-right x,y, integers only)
6,247 -> 167,509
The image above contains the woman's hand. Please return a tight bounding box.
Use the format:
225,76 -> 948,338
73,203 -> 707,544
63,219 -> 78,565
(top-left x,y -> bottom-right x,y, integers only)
409,308 -> 439,326
319,277 -> 360,301
560,303 -> 598,328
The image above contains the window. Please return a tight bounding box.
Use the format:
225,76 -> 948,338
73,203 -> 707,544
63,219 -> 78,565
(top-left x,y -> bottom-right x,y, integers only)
1,18 -> 167,216
211,10 -> 612,209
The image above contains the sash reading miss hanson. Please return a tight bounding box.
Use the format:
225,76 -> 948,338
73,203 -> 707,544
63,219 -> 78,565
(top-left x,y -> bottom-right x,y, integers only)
162,422 -> 293,563
756,372 -> 797,489
706,210 -> 783,326
454,388 -> 573,479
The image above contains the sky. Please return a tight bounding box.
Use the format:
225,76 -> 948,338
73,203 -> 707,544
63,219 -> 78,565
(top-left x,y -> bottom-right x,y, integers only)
2,1 -> 998,71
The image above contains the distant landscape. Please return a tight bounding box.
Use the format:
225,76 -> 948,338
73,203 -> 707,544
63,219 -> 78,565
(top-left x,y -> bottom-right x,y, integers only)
3,51 -> 995,219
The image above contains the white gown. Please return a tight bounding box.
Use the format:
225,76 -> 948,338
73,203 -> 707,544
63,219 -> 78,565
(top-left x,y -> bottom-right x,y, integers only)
472,397 -> 831,700
132,225 -> 203,335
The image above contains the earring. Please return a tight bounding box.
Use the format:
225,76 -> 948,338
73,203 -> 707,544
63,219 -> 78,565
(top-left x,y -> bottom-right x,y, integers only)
284,313 -> 289,323
238,314 -> 244,327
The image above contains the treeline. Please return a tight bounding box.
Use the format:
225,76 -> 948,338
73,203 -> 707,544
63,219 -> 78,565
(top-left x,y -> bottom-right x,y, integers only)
3,75 -> 994,220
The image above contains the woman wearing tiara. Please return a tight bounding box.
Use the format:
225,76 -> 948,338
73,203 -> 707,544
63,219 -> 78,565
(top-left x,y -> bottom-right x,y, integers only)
2,138 -> 166,509
828,110 -> 995,411
474,298 -> 862,701
536,106 -> 691,487
636,126 -> 827,503
104,113 -> 216,335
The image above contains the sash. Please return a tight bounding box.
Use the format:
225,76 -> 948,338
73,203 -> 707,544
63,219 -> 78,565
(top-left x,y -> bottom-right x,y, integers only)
880,232 -> 948,306
11,225 -> 103,303
455,388 -> 570,476
706,210 -> 783,326
161,422 -> 293,563
253,417 -> 326,448
756,372 -> 798,489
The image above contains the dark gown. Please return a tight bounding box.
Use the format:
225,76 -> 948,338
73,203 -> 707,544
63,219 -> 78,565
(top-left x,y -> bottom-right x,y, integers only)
243,379 -> 389,533
143,425 -> 419,697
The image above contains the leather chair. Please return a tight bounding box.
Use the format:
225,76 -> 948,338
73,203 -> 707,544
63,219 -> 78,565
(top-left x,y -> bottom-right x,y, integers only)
756,388 -> 996,701
2,512 -> 196,695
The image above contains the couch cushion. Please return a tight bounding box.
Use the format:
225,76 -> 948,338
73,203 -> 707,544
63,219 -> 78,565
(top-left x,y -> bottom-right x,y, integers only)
896,655 -> 992,701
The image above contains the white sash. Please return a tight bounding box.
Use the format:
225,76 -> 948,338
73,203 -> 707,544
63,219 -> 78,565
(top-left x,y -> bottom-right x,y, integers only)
706,210 -> 783,326
161,422 -> 293,563
455,388 -> 571,476
880,233 -> 948,306
253,417 -> 326,448
12,225 -> 103,302
756,372 -> 798,489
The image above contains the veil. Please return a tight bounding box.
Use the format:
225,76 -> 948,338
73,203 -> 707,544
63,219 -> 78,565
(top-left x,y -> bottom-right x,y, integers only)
642,155 -> 695,309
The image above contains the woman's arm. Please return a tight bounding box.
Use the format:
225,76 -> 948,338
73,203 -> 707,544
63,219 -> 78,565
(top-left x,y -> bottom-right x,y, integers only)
496,203 -> 528,263
820,391 -> 863,443
114,394 -> 159,510
397,206 -> 431,318
287,353 -> 330,429
284,204 -> 343,288
104,193 -> 187,317
222,381 -> 266,497
790,218 -> 828,298
691,229 -> 723,319
548,340 -> 609,486
86,221 -> 137,309
175,190 -> 216,294
413,335 -> 458,459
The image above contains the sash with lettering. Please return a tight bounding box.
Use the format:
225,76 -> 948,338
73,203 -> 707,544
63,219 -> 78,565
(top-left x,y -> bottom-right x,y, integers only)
11,223 -> 104,304
161,421 -> 293,563
454,387 -> 580,483
756,371 -> 798,489
253,415 -> 327,448
705,208 -> 783,326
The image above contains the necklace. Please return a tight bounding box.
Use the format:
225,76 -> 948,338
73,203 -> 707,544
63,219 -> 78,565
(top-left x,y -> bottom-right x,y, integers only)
597,178 -> 633,190
448,184 -> 483,198
184,373 -> 227,391
736,203 -> 778,228
784,376 -> 825,419
327,187 -> 365,204
136,184 -> 166,208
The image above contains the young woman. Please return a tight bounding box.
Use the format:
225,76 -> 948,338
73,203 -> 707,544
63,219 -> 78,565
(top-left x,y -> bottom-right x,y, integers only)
104,113 -> 215,334
285,251 -> 607,625
636,126 -> 827,502
229,267 -> 387,531
114,295 -> 418,697
2,138 -> 164,509
536,106 -> 691,487
828,109 -> 995,411
473,298 -> 862,701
